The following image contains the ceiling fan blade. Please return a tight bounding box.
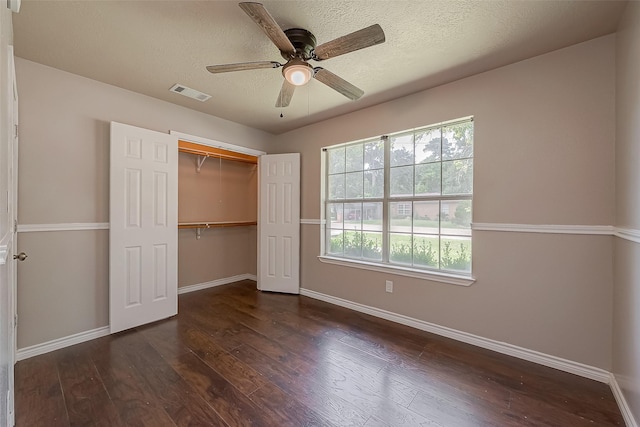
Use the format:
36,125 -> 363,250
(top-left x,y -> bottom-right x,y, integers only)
313,24 -> 385,61
239,2 -> 295,55
275,80 -> 296,107
206,61 -> 281,74
313,67 -> 364,101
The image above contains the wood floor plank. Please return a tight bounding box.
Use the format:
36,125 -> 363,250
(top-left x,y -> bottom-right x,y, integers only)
169,351 -> 270,427
363,415 -> 393,427
502,388 -> 625,426
15,387 -> 70,427
15,353 -> 70,427
231,342 -> 370,426
15,352 -> 60,395
55,344 -> 124,427
15,280 -> 626,427
105,330 -> 229,427
136,318 -> 195,360
292,355 -> 434,426
89,333 -> 178,427
182,326 -> 268,395
303,348 -> 419,408
249,381 -> 334,427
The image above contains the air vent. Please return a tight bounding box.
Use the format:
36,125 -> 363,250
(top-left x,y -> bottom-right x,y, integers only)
169,84 -> 211,102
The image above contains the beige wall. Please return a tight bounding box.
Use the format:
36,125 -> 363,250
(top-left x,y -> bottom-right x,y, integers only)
614,0 -> 640,422
178,152 -> 257,223
275,36 -> 616,369
15,58 -> 272,348
17,230 -> 108,348
178,226 -> 256,287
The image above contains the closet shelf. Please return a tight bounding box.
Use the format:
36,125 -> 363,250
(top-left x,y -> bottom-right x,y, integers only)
179,221 -> 257,239
178,221 -> 257,229
178,140 -> 258,164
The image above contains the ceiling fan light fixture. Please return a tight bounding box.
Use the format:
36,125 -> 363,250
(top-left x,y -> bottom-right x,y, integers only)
282,59 -> 313,86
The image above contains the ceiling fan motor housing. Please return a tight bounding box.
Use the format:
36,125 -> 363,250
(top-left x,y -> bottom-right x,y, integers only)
281,28 -> 317,60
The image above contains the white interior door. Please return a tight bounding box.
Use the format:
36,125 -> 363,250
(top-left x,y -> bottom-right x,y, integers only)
4,45 -> 19,427
258,153 -> 300,294
109,122 -> 178,333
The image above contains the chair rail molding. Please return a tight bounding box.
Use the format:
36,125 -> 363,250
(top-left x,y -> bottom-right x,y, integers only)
17,223 -> 110,233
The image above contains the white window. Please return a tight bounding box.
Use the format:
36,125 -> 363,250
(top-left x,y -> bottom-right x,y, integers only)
324,117 -> 473,276
396,203 -> 412,216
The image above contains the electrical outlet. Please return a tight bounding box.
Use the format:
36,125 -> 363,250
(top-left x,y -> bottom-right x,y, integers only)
385,280 -> 393,293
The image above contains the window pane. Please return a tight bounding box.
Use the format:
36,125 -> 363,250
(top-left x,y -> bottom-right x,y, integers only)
440,236 -> 471,272
441,200 -> 472,236
390,165 -> 413,197
413,235 -> 439,269
327,203 -> 343,230
442,159 -> 473,195
362,202 -> 382,231
327,230 -> 343,255
362,232 -> 383,261
346,143 -> 364,172
344,203 -> 362,230
414,163 -> 441,196
328,174 -> 345,199
344,230 -> 363,258
364,169 -> 384,199
413,201 -> 439,234
415,128 -> 441,164
328,147 -> 345,174
364,140 -> 384,170
442,121 -> 473,161
390,133 -> 414,167
345,171 -> 363,199
389,233 -> 412,265
390,202 -> 412,232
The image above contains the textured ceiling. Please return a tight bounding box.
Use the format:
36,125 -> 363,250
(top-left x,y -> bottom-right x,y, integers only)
13,0 -> 626,135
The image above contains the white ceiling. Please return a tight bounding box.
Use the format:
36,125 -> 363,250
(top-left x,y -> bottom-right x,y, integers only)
13,0 -> 626,135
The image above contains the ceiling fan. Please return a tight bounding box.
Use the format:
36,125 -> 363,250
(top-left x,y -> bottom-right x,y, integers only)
206,2 -> 386,108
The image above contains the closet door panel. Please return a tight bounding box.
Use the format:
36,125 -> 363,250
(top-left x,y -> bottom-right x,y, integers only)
110,122 -> 178,333
258,153 -> 300,294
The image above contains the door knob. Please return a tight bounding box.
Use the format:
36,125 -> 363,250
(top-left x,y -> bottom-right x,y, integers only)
13,252 -> 27,261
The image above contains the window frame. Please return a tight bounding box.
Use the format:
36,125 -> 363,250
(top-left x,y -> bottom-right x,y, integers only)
319,117 -> 475,286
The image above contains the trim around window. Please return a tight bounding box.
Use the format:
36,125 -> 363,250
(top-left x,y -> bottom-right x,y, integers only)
317,255 -> 475,286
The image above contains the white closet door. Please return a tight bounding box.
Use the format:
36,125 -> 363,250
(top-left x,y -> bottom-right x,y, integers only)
109,122 -> 178,333
258,153 -> 300,294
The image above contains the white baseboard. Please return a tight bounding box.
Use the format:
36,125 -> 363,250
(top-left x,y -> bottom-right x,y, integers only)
299,288 -> 610,383
178,273 -> 257,294
609,373 -> 639,427
16,326 -> 110,361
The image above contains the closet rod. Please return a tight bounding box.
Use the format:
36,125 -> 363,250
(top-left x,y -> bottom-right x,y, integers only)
178,221 -> 257,229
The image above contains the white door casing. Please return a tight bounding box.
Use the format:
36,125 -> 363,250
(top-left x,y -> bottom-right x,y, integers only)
258,153 -> 300,294
109,122 -> 178,333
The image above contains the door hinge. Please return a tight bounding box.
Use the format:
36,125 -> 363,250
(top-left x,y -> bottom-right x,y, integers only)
14,219 -> 17,233
14,314 -> 17,328
14,124 -> 18,139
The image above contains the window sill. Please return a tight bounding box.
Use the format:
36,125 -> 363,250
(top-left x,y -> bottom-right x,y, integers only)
317,256 -> 475,286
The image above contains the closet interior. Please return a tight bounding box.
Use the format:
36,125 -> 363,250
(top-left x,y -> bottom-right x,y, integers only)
177,140 -> 258,288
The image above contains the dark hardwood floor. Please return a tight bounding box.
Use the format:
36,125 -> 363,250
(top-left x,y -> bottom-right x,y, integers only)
15,280 -> 625,426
